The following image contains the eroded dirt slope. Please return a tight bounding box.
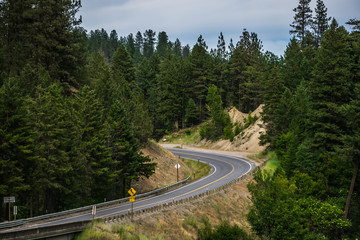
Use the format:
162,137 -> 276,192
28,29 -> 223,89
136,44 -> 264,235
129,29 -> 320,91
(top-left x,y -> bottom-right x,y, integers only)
196,104 -> 267,153
132,140 -> 191,193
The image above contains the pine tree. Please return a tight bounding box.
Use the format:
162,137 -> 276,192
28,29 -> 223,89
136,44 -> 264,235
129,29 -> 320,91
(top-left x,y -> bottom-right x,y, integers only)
106,100 -> 155,198
88,51 -> 114,109
185,98 -> 199,127
121,82 -> 154,143
154,51 -> 183,134
290,0 -> 313,41
217,32 -> 227,60
0,79 -> 32,220
282,38 -> 304,91
261,65 -> 284,145
71,86 -> 111,204
309,19 -> 352,152
109,30 -> 119,59
87,30 -> 102,53
189,35 -> 213,122
28,84 -> 73,214
136,54 -> 160,101
200,85 -> 232,140
341,83 -> 360,220
156,31 -> 169,58
341,23 -> 360,222
133,31 -> 144,64
312,0 -> 331,45
98,29 -> 110,61
173,38 -> 182,57
135,31 -> 144,53
143,29 -> 156,58
228,46 -> 246,109
126,33 -> 136,59
228,39 -> 235,57
111,44 -> 135,83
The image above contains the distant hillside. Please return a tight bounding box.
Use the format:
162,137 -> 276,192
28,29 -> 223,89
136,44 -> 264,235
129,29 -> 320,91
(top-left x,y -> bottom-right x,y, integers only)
162,104 -> 267,153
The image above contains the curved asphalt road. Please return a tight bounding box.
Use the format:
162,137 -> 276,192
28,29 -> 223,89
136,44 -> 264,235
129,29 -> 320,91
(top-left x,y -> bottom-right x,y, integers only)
5,148 -> 254,231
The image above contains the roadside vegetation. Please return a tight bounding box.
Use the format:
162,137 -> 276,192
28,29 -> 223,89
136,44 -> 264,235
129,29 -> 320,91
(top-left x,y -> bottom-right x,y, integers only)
183,159 -> 210,182
162,127 -> 202,145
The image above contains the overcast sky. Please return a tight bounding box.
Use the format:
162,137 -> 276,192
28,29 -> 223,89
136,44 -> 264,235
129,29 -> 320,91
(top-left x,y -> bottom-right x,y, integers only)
78,0 -> 359,56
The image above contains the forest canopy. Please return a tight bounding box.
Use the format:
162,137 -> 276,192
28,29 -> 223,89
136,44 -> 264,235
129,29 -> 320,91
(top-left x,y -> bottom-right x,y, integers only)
0,0 -> 359,238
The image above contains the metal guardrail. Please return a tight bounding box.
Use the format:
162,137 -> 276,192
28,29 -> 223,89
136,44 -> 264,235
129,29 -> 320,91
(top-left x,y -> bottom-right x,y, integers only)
0,221 -> 26,230
0,176 -> 190,230
0,220 -> 92,240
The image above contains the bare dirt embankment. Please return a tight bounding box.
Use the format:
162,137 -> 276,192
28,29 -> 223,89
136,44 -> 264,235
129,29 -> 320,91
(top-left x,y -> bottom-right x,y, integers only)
132,140 -> 192,193
196,104 -> 267,153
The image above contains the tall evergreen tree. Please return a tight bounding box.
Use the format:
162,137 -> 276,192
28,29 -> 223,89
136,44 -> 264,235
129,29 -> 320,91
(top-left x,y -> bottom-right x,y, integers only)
106,100 -> 155,198
28,84 -> 74,214
111,45 -> 135,83
71,86 -> 111,205
182,44 -> 191,59
309,19 -> 352,152
154,51 -> 183,134
312,0 -> 331,45
136,53 -> 160,101
173,38 -> 182,57
261,65 -> 285,145
189,35 -> 213,122
126,33 -> 136,59
0,79 -> 32,220
156,31 -> 169,58
282,38 -> 304,91
228,38 -> 235,57
185,98 -> 199,127
135,31 -> 144,53
216,32 -> 227,60
143,29 -> 156,58
200,85 -> 232,140
290,0 -> 313,41
109,30 -> 119,59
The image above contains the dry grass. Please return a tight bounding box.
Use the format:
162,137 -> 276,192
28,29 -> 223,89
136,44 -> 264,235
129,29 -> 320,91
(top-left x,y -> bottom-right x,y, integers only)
79,174 -> 260,240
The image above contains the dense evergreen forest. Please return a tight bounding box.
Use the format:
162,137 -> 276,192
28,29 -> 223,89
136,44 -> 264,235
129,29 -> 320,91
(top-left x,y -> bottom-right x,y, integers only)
0,0 -> 359,238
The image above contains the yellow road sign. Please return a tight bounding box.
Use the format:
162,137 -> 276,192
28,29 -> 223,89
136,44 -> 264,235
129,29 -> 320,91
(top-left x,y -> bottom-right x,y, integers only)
128,187 -> 136,196
129,196 -> 135,202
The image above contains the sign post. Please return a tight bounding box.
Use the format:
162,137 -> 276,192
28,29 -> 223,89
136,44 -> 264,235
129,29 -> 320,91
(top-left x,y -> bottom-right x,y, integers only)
3,197 -> 15,221
13,206 -> 17,221
91,205 -> 96,221
175,164 -> 181,182
128,188 -> 136,222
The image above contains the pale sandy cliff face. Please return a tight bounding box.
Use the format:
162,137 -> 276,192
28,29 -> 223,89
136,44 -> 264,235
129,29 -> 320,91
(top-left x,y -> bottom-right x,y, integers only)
196,104 -> 267,153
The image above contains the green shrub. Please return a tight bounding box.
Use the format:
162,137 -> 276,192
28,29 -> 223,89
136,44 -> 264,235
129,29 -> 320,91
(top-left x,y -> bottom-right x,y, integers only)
199,124 -> 216,141
234,123 -> 241,136
223,125 -> 234,142
197,219 -> 251,240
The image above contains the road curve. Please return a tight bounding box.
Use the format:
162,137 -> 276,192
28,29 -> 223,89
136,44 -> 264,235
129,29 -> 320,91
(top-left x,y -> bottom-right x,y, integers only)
4,148 -> 254,231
